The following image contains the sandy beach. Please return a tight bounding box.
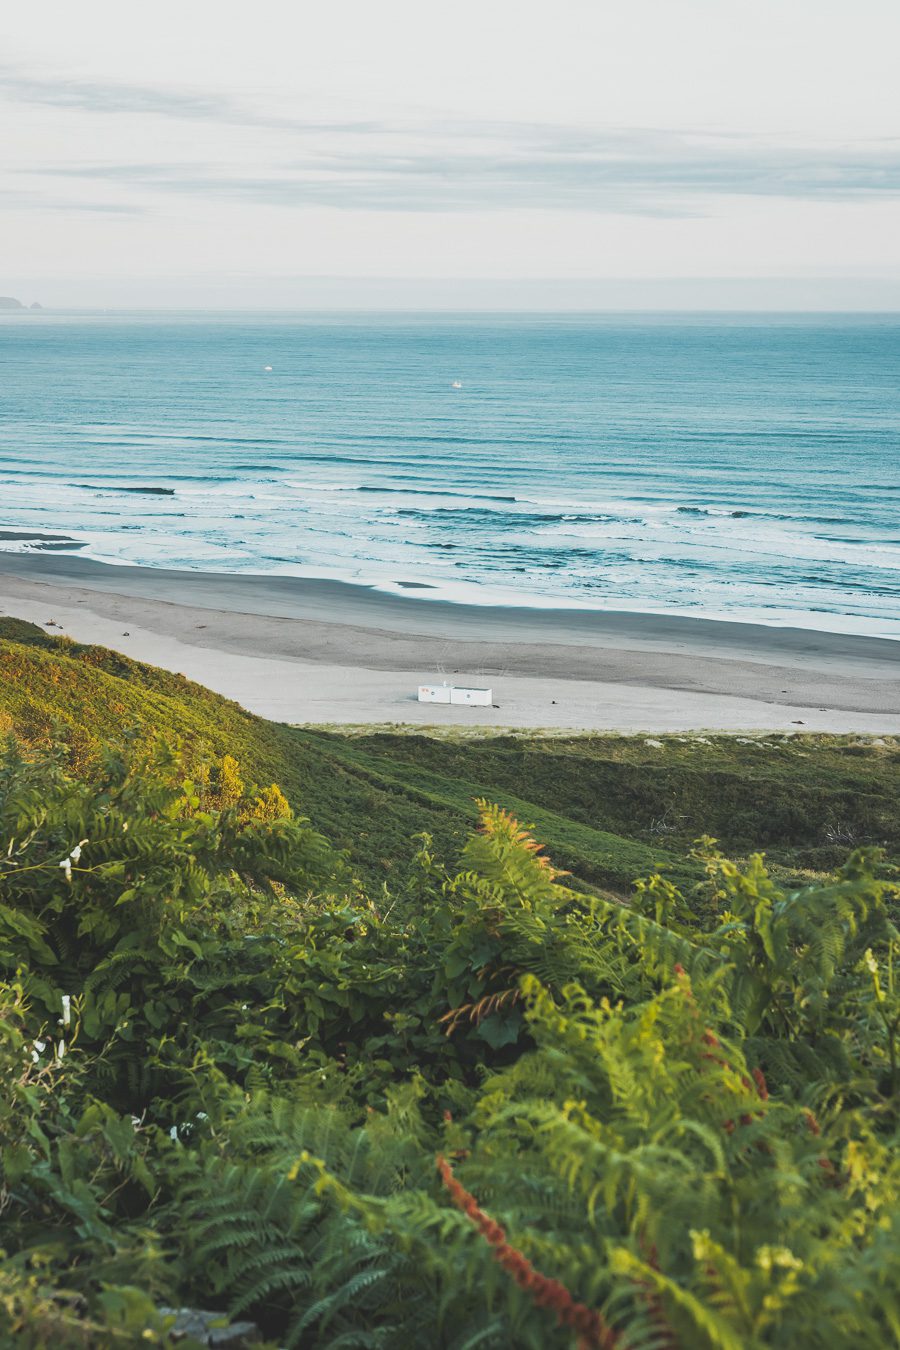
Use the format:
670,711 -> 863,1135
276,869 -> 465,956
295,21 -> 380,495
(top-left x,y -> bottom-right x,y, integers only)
0,552 -> 898,732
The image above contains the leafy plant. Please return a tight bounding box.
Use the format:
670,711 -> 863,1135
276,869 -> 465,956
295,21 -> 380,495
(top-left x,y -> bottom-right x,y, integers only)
0,709 -> 898,1346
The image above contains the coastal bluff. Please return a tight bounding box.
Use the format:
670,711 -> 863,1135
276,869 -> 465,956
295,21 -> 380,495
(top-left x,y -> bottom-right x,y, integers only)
0,297 -> 42,309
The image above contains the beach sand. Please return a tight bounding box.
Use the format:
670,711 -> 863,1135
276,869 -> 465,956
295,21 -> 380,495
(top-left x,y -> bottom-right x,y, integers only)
0,552 -> 898,732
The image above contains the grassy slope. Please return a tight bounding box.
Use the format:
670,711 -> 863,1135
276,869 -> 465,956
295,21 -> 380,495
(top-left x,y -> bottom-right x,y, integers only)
2,616 -> 898,894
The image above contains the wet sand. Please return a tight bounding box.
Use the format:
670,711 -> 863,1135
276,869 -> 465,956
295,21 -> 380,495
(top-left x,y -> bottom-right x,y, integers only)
0,552 -> 898,732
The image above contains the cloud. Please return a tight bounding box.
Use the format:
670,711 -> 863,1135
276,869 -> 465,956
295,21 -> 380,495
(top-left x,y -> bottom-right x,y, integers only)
0,64 -> 382,133
31,140 -> 900,215
5,63 -> 900,214
0,66 -> 232,121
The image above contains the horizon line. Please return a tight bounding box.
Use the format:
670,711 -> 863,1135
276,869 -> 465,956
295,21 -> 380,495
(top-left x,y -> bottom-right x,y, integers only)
5,304 -> 900,316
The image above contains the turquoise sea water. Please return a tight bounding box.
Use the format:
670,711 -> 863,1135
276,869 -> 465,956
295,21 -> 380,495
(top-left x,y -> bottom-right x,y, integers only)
1,311 -> 899,636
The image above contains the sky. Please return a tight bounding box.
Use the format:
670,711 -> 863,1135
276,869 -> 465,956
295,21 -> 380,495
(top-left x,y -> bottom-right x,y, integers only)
3,0 -> 900,308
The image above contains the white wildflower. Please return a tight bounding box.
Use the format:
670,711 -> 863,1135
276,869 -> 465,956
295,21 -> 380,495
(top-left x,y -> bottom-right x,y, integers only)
61,994 -> 72,1027
58,840 -> 88,882
56,1040 -> 66,1060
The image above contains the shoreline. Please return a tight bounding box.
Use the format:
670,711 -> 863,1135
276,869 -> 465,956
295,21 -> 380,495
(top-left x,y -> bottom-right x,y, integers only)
0,552 -> 898,732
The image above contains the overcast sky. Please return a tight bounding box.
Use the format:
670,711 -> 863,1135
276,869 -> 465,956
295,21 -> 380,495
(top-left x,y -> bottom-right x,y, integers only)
3,0 -> 900,308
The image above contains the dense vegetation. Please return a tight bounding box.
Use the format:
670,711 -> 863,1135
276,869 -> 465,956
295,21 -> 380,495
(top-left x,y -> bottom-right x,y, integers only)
1,618 -> 898,1347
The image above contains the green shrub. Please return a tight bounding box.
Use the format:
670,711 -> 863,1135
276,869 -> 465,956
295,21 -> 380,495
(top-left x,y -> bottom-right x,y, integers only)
1,736 -> 898,1347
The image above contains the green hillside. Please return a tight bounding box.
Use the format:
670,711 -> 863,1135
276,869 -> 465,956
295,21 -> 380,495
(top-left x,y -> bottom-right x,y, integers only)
1,616 -> 899,1347
1,616 -> 898,896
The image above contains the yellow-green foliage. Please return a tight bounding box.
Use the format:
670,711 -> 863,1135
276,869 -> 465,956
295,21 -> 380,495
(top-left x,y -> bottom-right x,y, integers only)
0,620 -> 292,783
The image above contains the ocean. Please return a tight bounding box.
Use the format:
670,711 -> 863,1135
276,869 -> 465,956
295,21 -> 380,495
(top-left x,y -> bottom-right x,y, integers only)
1,311 -> 899,637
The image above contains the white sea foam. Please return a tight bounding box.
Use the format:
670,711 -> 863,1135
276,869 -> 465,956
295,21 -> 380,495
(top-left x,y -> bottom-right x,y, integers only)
2,312 -> 899,637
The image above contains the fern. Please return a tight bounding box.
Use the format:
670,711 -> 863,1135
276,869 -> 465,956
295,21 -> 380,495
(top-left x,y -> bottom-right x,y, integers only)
2,743 -> 899,1346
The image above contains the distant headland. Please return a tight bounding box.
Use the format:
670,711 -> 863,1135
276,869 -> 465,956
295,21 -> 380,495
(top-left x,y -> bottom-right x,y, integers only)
0,297 -> 42,310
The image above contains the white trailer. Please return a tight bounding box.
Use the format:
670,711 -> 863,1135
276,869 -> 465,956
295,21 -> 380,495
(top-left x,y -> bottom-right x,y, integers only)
418,683 -> 493,707
418,683 -> 452,703
450,686 -> 492,706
